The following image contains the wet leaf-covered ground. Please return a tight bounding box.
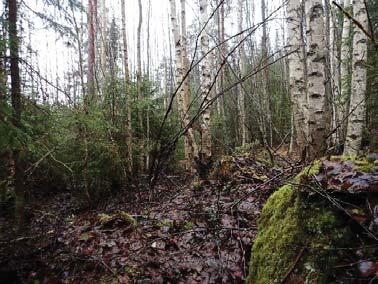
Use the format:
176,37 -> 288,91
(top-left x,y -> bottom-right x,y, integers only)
0,155 -> 294,283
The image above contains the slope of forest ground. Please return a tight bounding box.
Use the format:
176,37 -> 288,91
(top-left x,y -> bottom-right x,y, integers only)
1,152 -> 378,284
0,153 -> 295,283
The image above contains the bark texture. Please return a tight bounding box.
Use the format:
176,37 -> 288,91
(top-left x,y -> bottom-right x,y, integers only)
344,0 -> 368,155
170,0 -> 198,170
180,0 -> 198,166
305,0 -> 327,159
339,0 -> 352,141
199,0 -> 212,164
287,0 -> 307,156
329,4 -> 341,144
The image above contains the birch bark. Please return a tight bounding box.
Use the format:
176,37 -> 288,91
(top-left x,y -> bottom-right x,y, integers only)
287,0 -> 307,155
199,0 -> 212,164
170,0 -> 198,170
344,0 -> 368,155
339,0 -> 352,141
305,0 -> 327,159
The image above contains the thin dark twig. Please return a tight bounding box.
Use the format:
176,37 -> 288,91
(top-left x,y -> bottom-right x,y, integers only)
281,247 -> 306,284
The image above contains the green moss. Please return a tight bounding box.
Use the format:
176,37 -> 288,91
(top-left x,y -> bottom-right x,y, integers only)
182,221 -> 195,230
330,155 -> 376,172
354,159 -> 375,173
118,211 -> 138,228
193,181 -> 203,191
99,275 -> 118,284
247,184 -> 301,283
98,213 -> 113,224
247,162 -> 353,284
158,219 -> 173,227
294,160 -> 321,183
124,265 -> 140,277
98,211 -> 138,228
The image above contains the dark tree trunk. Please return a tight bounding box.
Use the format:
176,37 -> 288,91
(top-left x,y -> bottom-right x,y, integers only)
8,0 -> 24,225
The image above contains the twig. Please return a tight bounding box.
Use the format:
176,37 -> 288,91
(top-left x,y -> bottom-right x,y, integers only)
281,247 -> 306,284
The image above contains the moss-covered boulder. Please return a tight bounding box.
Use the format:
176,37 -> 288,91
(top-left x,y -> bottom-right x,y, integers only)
247,158 -> 378,283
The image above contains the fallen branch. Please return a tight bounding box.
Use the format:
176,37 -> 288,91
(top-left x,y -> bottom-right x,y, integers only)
281,247 -> 306,284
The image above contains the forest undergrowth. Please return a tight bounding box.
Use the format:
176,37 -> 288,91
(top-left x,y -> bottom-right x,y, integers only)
0,152 -> 295,283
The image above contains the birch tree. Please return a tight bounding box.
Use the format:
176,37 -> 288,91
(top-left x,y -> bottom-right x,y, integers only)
137,0 -> 144,170
287,0 -> 307,155
169,0 -> 198,170
344,0 -> 368,155
305,0 -> 327,159
338,0 -> 352,141
199,0 -> 213,165
329,4 -> 341,143
180,0 -> 199,166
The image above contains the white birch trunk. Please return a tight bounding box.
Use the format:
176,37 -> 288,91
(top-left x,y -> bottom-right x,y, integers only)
180,0 -> 199,164
199,0 -> 212,164
330,6 -> 341,144
305,0 -> 327,159
287,0 -> 307,155
339,0 -> 352,141
343,0 -> 368,155
170,0 -> 198,170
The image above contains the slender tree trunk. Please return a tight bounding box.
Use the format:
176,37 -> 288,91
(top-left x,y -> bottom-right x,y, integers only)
146,0 -> 151,170
339,0 -> 352,142
199,0 -> 212,165
0,22 -> 5,99
8,0 -> 24,225
137,0 -> 144,171
69,1 -> 85,99
261,0 -> 272,147
238,0 -> 247,147
343,0 -> 368,155
87,0 -> 96,101
305,0 -> 327,159
324,0 -> 333,143
287,0 -> 307,157
218,0 -> 227,143
100,0 -> 107,80
180,0 -> 198,167
329,4 -> 341,144
170,0 -> 198,170
121,0 -> 133,174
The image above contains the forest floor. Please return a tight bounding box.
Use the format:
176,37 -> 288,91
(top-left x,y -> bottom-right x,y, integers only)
0,154 -> 297,283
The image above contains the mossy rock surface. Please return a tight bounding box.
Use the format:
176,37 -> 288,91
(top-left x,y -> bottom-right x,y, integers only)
98,211 -> 138,229
247,162 -> 355,284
